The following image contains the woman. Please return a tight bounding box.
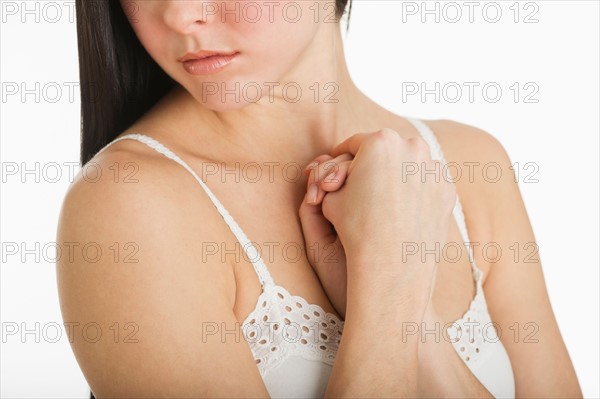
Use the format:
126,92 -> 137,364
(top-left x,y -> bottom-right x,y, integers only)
56,0 -> 582,397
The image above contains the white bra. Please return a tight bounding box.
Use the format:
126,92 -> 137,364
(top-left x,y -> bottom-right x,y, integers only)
97,117 -> 516,398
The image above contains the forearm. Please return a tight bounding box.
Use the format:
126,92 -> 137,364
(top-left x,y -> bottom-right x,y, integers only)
324,261 -> 428,397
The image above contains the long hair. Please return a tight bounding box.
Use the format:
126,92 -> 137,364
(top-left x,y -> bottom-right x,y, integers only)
75,0 -> 176,165
76,1 -> 352,397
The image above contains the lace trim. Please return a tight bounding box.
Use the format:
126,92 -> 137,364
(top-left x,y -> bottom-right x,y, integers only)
446,281 -> 500,368
241,283 -> 344,377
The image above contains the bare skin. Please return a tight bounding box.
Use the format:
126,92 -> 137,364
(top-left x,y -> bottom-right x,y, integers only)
57,1 -> 583,396
57,88 -> 583,397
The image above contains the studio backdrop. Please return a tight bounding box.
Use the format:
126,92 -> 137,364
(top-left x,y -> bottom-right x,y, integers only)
1,1 -> 598,397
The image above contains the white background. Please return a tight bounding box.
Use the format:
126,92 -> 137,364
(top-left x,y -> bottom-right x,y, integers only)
1,0 -> 599,397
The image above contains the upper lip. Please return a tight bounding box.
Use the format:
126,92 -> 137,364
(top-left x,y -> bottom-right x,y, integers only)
178,50 -> 238,62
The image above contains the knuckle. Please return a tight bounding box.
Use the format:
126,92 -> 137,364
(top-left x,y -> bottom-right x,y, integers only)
369,129 -> 402,154
379,127 -> 400,137
409,136 -> 432,159
373,128 -> 400,143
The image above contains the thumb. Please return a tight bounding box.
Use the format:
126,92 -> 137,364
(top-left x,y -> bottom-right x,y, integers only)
299,191 -> 336,266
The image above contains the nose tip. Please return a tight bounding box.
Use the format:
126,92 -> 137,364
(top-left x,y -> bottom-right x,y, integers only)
162,0 -> 210,35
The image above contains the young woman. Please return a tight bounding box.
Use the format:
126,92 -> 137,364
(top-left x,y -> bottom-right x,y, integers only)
56,1 -> 582,397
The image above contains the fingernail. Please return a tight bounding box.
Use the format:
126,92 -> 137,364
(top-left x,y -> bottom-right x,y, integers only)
304,161 -> 319,172
308,183 -> 318,204
324,171 -> 337,183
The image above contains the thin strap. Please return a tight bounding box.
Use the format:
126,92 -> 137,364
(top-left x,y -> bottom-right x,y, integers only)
95,133 -> 276,288
404,118 -> 484,285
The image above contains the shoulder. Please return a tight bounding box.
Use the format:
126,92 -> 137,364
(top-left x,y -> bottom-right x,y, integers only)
61,139 -> 192,248
423,119 -> 517,206
62,138 -> 176,224
56,136 -> 238,309
55,137 -> 248,394
61,136 -> 229,232
423,119 -> 511,165
419,119 -> 518,276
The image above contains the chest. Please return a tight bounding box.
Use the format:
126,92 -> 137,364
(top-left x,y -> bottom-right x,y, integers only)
225,192 -> 488,331
188,156 -> 491,330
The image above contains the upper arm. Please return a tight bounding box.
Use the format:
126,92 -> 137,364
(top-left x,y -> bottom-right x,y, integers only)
56,144 -> 270,398
434,120 -> 583,398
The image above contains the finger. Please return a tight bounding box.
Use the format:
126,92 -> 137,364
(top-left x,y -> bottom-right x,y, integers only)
312,153 -> 354,183
303,154 -> 333,176
319,160 -> 352,193
329,132 -> 376,158
308,159 -> 352,206
298,190 -> 336,265
305,155 -> 333,205
307,153 -> 353,205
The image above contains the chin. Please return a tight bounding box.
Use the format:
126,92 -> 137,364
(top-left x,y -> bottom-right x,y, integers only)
183,76 -> 280,112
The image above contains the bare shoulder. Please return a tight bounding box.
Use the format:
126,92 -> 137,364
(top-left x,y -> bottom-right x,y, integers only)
60,138 -> 187,236
58,137 -> 236,281
424,118 -> 516,211
55,138 -> 268,396
419,119 -> 516,279
424,119 -> 511,165
57,136 -> 238,315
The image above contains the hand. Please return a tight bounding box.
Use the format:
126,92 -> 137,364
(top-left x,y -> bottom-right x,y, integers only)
306,129 -> 457,314
416,303 -> 447,395
299,153 -> 354,320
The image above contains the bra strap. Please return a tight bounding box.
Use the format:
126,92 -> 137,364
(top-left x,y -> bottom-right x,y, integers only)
95,134 -> 276,287
404,118 -> 484,285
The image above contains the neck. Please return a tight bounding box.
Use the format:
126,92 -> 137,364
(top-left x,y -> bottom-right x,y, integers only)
152,23 -> 381,163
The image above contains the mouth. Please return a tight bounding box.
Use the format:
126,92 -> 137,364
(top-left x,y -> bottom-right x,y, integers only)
179,50 -> 240,75
178,50 -> 238,62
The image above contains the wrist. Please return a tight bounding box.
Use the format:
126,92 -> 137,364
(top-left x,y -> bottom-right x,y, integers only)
347,258 -> 434,305
345,267 -> 429,325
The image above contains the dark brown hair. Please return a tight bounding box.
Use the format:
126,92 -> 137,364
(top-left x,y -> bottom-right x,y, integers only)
76,1 -> 351,397
76,0 -> 352,168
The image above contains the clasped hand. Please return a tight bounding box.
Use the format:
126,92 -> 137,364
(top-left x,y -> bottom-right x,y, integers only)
298,129 -> 457,322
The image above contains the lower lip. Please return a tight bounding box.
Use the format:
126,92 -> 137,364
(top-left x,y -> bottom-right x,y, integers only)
181,53 -> 238,75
